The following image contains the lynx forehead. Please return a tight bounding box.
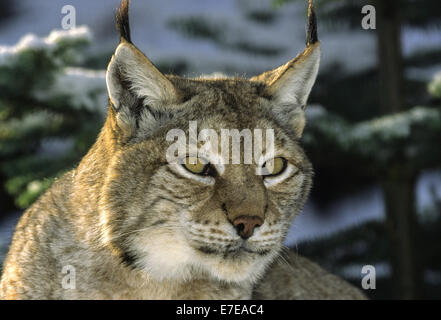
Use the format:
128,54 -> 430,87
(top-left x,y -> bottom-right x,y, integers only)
0,0 -> 369,300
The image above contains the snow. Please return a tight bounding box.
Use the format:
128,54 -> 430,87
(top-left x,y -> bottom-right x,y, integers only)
402,25 -> 441,57
285,170 -> 441,245
352,107 -> 440,141
1,0 -> 438,78
286,186 -> 385,245
34,67 -> 107,114
353,112 -> 412,141
0,0 -> 381,76
0,26 -> 91,65
407,65 -> 441,82
0,0 -> 438,78
305,104 -> 327,120
44,26 -> 92,44
0,27 -> 107,114
306,105 -> 441,149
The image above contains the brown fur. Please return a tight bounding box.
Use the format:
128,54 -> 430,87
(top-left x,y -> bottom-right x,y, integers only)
0,0 -> 365,299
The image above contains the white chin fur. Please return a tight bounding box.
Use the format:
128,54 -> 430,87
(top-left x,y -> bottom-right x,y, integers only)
134,230 -> 275,283
199,251 -> 277,283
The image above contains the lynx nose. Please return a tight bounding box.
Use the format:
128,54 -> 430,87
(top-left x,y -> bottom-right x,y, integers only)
232,216 -> 263,239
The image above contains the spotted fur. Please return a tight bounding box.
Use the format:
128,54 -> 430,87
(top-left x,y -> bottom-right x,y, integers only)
0,0 -> 365,299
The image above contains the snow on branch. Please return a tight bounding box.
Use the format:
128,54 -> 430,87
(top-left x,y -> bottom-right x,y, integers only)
304,105 -> 441,166
0,27 -> 106,115
0,26 -> 92,65
33,67 -> 107,114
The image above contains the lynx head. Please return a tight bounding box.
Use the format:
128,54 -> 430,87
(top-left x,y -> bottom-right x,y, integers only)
99,0 -> 320,284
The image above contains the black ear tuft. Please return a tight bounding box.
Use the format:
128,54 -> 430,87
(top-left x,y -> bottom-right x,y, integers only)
306,0 -> 318,46
116,0 -> 132,43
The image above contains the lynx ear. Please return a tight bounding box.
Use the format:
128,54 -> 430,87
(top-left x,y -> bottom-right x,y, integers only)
106,42 -> 179,110
251,0 -> 320,137
106,0 -> 180,136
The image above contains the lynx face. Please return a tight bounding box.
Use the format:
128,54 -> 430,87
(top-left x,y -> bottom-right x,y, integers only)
100,0 -> 320,284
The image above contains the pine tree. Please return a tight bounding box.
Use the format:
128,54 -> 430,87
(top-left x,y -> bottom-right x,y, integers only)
277,0 -> 441,299
1,0 -> 440,298
0,27 -> 106,212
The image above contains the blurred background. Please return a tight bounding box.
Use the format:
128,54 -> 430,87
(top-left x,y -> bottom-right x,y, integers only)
0,0 -> 441,299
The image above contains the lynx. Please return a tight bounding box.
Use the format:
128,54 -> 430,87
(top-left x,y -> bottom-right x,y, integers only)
0,0 -> 365,299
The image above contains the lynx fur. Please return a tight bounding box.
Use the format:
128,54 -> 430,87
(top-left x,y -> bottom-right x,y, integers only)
0,0 -> 365,300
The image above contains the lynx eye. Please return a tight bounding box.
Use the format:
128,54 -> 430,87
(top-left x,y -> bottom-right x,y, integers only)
262,157 -> 287,177
183,157 -> 216,176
